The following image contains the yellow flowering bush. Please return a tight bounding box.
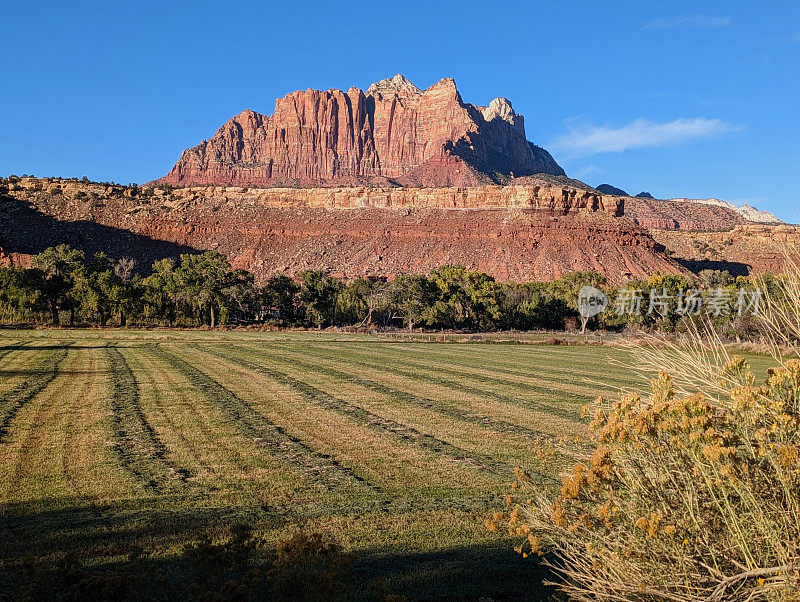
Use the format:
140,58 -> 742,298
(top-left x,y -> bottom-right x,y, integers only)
492,360 -> 800,600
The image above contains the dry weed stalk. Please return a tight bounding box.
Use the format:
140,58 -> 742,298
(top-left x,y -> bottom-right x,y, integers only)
491,246 -> 800,600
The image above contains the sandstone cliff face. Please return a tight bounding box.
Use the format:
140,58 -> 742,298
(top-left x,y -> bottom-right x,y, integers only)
622,196 -> 750,230
154,75 -> 564,188
652,225 -> 800,276
612,193 -> 782,231
665,198 -> 782,224
2,178 -> 677,285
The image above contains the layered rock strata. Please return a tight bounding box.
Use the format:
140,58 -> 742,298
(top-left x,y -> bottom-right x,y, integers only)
153,75 -> 564,188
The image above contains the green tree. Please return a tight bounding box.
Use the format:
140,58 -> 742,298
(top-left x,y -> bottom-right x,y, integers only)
697,268 -> 735,289
499,282 -> 566,330
0,267 -> 41,323
220,269 -> 257,324
335,278 -> 388,326
113,257 -> 138,327
30,244 -> 85,325
262,274 -> 300,325
142,258 -> 180,326
426,265 -> 504,330
76,253 -> 115,326
389,274 -> 438,330
297,270 -> 342,328
175,252 -> 239,327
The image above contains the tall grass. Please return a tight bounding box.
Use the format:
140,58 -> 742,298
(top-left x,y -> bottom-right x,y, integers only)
494,251 -> 800,600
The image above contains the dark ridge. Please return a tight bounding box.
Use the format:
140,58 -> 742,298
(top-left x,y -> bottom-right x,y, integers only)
596,183 -> 629,196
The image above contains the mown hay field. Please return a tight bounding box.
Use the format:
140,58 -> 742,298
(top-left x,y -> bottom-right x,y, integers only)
0,330 -> 774,600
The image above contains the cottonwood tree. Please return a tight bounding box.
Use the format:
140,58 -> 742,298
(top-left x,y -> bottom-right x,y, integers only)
297,270 -> 341,328
262,274 -> 300,325
142,258 -> 180,326
175,251 -> 239,328
30,244 -> 85,325
113,257 -> 137,326
389,274 -> 438,330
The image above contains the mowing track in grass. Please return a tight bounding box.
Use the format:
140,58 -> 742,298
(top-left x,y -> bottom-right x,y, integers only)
105,346 -> 189,491
0,341 -> 32,363
190,344 -> 516,480
0,345 -> 69,442
270,341 -> 583,421
228,343 -> 563,445
147,344 -> 378,494
379,342 -> 637,390
225,343 -> 571,483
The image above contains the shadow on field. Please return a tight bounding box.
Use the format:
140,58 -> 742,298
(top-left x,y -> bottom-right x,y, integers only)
0,344 -> 84,351
0,499 -> 557,601
353,544 -> 556,601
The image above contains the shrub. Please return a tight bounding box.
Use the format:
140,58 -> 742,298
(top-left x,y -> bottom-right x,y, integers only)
267,531 -> 354,600
182,527 -> 354,600
491,251 -> 800,600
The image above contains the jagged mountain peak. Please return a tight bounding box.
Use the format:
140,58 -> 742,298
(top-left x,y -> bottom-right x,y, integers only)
152,76 -> 564,188
366,73 -> 422,97
481,97 -> 516,122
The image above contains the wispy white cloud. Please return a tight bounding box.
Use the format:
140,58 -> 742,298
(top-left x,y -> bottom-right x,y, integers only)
571,165 -> 602,180
643,15 -> 732,30
550,118 -> 743,158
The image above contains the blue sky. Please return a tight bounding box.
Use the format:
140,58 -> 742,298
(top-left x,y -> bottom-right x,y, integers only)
2,0 -> 798,221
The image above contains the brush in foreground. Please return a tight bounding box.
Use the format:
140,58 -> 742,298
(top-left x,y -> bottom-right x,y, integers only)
491,249 -> 800,600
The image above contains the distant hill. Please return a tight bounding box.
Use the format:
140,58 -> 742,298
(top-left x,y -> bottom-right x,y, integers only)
596,184 -> 629,196
666,198 -> 781,224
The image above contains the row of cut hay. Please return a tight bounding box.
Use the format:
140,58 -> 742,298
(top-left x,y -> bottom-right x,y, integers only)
298,341 -> 590,415
0,344 -> 69,442
0,344 -> 43,398
175,343 -> 503,493
0,349 -> 126,511
375,341 -> 638,391
105,347 -> 187,492
226,341 -> 583,475
269,340 -> 585,424
0,340 -> 31,363
184,344 -> 509,487
146,344 -> 379,495
120,345 -> 306,498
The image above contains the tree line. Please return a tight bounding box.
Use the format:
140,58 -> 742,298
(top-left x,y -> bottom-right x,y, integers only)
0,244 -> 774,335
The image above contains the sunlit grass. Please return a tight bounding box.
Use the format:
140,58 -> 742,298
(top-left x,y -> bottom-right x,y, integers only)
0,329 -> 774,599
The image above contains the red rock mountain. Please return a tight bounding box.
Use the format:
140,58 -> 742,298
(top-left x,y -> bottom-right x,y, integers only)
154,75 -> 564,188
6,178 -> 798,283
2,178 -> 685,285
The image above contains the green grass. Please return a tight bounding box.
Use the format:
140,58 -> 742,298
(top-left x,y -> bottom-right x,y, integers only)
0,330 -> 775,600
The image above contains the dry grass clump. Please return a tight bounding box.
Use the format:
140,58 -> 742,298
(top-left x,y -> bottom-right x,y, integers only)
492,250 -> 800,601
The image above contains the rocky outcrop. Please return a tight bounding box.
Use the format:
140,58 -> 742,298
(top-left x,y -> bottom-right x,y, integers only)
623,196 -> 749,230
149,182 -> 624,214
153,75 -> 564,188
594,186 -> 783,230
653,225 -> 800,275
1,178 -> 679,284
665,198 -> 782,224
623,196 -> 783,230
